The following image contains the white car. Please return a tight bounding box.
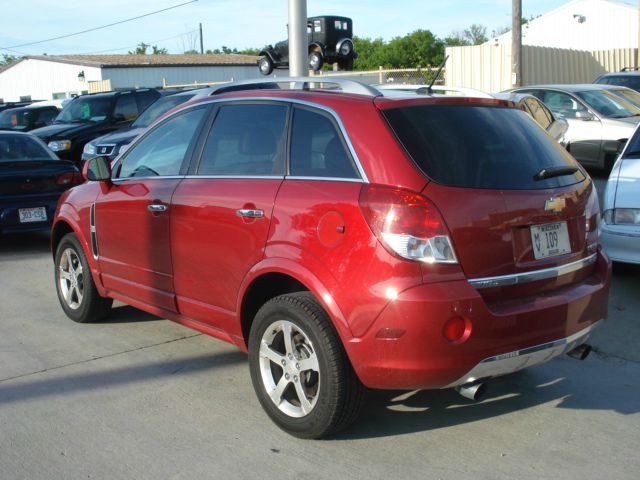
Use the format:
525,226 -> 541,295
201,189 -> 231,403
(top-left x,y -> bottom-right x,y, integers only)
602,125 -> 640,264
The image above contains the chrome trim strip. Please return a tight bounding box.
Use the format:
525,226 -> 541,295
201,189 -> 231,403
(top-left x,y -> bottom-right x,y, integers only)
445,320 -> 601,388
285,176 -> 364,183
468,253 -> 598,289
90,203 -> 98,260
112,176 -> 185,183
183,175 -> 286,180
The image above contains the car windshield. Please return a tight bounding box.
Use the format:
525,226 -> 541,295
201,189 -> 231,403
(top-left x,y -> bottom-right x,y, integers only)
383,104 -> 585,190
574,90 -> 640,118
132,93 -> 196,128
0,109 -> 30,130
56,96 -> 112,123
609,88 -> 640,109
0,134 -> 59,162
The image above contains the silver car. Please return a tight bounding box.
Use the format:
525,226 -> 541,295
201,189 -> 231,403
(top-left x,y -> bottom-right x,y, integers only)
602,124 -> 640,264
509,84 -> 640,170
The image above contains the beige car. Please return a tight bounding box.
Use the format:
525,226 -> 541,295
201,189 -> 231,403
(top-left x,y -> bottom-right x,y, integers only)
509,84 -> 640,170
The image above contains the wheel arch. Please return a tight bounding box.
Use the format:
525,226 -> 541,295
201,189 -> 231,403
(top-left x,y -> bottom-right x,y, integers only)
238,260 -> 354,350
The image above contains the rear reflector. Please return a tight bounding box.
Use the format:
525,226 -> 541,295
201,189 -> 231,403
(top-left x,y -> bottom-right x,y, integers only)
56,172 -> 83,186
443,316 -> 471,343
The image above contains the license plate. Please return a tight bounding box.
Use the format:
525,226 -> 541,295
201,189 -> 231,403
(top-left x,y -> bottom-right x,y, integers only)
18,207 -> 47,223
530,221 -> 571,259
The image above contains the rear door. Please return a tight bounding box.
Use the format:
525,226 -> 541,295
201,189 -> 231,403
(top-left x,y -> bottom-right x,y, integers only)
170,102 -> 288,333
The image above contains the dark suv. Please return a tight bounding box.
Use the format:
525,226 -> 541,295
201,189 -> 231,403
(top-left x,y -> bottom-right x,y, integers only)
0,104 -> 60,132
52,78 -> 610,439
259,16 -> 358,75
594,68 -> 640,92
31,89 -> 160,164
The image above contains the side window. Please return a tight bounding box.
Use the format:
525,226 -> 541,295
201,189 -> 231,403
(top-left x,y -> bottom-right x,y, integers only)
136,90 -> 160,113
113,94 -> 139,122
36,108 -> 58,126
197,103 -> 287,175
541,91 -> 587,119
118,107 -> 206,178
525,98 -> 552,130
290,107 -> 358,179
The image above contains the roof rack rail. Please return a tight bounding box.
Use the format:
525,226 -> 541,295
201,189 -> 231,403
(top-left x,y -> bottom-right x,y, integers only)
209,77 -> 382,97
620,67 -> 640,72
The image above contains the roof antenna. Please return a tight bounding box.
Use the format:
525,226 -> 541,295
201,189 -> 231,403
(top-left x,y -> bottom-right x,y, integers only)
423,55 -> 449,95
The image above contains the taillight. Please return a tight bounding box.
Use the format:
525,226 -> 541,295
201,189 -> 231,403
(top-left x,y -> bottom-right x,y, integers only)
585,185 -> 601,252
56,172 -> 83,186
359,185 -> 458,264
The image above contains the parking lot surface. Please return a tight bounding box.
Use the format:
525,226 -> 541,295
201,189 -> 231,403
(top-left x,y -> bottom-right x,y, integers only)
1,173 -> 638,480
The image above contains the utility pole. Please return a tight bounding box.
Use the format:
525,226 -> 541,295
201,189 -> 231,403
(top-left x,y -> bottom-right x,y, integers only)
288,0 -> 307,77
199,23 -> 204,54
637,0 -> 639,67
512,0 -> 522,86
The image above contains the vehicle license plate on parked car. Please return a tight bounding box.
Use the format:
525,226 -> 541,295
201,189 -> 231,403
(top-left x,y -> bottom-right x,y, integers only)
18,207 -> 47,223
530,221 -> 570,259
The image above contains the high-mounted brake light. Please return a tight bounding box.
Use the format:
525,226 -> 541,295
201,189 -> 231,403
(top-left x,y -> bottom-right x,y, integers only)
359,185 -> 458,264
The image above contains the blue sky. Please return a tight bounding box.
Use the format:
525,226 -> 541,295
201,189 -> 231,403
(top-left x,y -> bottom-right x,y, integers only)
0,0 -> 625,56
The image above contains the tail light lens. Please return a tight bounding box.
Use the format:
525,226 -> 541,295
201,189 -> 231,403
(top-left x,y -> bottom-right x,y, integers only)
359,185 -> 458,264
56,172 -> 83,186
584,186 -> 601,252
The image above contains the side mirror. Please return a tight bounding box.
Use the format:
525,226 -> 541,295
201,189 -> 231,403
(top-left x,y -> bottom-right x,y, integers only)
575,111 -> 595,121
83,156 -> 112,182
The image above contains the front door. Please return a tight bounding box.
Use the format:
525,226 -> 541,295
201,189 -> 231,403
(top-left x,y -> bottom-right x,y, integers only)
95,106 -> 208,311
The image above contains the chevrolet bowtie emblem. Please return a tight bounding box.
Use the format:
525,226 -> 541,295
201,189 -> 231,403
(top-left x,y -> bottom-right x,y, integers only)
545,197 -> 566,213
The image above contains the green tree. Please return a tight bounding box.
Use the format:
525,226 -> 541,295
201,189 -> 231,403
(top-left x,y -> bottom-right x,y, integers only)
151,45 -> 168,55
128,42 -> 149,55
382,30 -> 444,68
463,24 -> 488,45
352,36 -> 387,70
1,54 -> 19,67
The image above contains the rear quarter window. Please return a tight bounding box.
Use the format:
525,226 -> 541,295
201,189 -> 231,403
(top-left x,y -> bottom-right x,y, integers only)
383,104 -> 585,190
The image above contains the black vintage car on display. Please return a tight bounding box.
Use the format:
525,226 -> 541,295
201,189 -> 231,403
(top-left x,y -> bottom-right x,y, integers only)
258,16 -> 358,75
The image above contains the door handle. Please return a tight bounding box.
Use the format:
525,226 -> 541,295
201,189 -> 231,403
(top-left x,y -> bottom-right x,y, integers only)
148,204 -> 168,212
236,209 -> 264,218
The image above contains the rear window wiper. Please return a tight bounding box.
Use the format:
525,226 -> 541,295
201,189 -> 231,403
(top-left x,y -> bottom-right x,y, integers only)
533,166 -> 579,181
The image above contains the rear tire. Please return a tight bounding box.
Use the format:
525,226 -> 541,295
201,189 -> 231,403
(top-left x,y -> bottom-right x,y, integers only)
258,56 -> 274,76
248,292 -> 364,439
54,233 -> 112,323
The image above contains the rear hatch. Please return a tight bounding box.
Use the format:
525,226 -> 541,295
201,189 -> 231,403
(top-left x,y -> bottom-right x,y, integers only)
381,102 -> 598,300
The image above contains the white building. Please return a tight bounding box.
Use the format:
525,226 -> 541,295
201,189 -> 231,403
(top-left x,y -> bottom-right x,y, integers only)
0,53 -> 261,102
491,0 -> 638,51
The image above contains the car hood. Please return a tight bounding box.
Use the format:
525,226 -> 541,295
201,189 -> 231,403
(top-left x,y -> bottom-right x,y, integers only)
92,127 -> 144,146
30,122 -> 104,140
613,157 -> 640,208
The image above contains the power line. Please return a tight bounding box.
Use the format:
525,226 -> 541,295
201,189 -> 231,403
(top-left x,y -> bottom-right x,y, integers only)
2,0 -> 198,50
78,30 -> 200,55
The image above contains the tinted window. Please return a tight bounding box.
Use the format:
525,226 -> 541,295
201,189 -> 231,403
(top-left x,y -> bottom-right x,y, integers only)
0,134 -> 58,161
524,98 -> 552,130
132,94 -> 196,128
0,108 -> 30,129
609,87 -> 640,108
135,90 -> 161,112
113,94 -> 139,121
383,104 -> 585,190
118,107 -> 206,178
537,91 -> 589,119
36,108 -> 58,126
57,96 -> 112,123
596,75 -> 640,91
197,104 -> 287,175
290,107 -> 358,178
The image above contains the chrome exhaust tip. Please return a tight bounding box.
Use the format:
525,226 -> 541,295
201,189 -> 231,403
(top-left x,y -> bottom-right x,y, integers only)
455,382 -> 487,401
566,343 -> 592,361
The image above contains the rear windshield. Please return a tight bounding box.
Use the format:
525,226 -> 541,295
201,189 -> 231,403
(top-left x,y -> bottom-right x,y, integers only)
0,108 -> 29,129
0,134 -> 58,162
383,104 -> 585,189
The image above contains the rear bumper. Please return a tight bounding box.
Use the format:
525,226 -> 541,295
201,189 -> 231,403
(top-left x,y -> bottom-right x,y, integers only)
346,251 -> 611,390
602,224 -> 640,264
0,194 -> 62,234
444,320 -> 600,388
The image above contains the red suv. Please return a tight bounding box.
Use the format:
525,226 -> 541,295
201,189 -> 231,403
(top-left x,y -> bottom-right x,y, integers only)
51,78 -> 611,439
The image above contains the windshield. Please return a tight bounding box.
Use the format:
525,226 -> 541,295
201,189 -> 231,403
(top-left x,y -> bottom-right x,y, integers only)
0,134 -> 59,162
56,96 -> 113,123
609,88 -> 640,109
0,108 -> 30,130
132,93 -> 195,128
383,104 -> 585,190
574,90 -> 640,118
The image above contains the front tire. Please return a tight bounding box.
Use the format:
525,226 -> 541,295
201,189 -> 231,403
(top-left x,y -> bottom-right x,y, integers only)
54,233 -> 112,323
308,51 -> 324,72
248,292 -> 364,439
